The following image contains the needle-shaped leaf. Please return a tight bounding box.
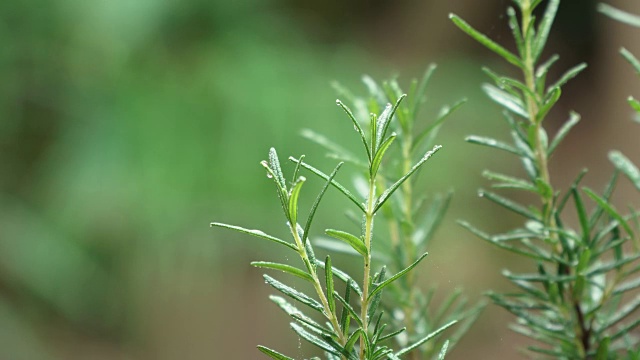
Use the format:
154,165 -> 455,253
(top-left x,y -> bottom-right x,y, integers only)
598,3 -> 640,28
482,84 -> 529,118
478,189 -> 540,221
412,64 -> 438,118
315,260 -> 362,297
291,323 -> 340,356
264,274 -> 324,313
438,340 -> 450,360
583,187 -> 635,242
414,98 -> 467,151
571,188 -> 590,245
375,145 -> 442,212
629,97 -> 640,115
258,346 -> 294,360
336,99 -> 371,161
251,262 -> 313,282
395,320 -> 457,357
368,252 -> 429,300
324,256 -> 335,314
290,157 -> 365,213
621,48 -> 640,74
302,162 -> 344,244
325,229 -> 367,257
334,291 -> 363,328
375,95 -> 406,151
371,133 -> 396,177
466,135 -> 523,156
268,147 -> 287,190
537,87 -> 561,121
483,170 -> 538,193
548,112 -> 580,156
532,0 -> 560,61
210,223 -> 297,251
609,151 -> 640,192
301,129 -> 362,166
450,14 -> 524,68
288,176 -> 306,224
548,63 -> 587,92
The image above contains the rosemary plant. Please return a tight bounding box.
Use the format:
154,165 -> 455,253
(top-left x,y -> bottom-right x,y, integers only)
305,70 -> 484,360
212,76 -> 459,358
451,0 -> 640,357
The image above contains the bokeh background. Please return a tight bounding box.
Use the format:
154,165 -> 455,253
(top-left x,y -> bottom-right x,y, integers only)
1,0 -> 640,359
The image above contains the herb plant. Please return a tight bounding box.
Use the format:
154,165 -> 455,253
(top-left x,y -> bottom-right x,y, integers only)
212,70 -> 468,359
451,0 -> 640,358
309,71 -> 484,359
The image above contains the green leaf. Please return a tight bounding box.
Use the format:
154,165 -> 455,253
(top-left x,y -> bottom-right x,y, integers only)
375,145 -> 442,212
465,135 -> 523,156
367,267 -> 386,324
629,96 -> 640,115
375,95 -> 406,151
458,221 -> 548,261
598,3 -> 640,28
210,223 -> 297,251
340,281 -> 353,331
601,294 -> 640,331
613,276 -> 640,295
532,0 -> 560,61
609,151 -> 640,192
344,329 -> 363,353
535,54 -> 560,92
571,188 -> 590,245
371,133 -> 397,177
412,64 -> 438,118
268,147 -> 287,190
291,323 -> 341,356
583,187 -> 635,241
334,291 -> 363,328
368,252 -> 429,300
548,112 -> 580,156
395,320 -> 457,357
315,260 -> 362,297
263,275 -> 324,313
478,189 -> 540,221
621,48 -> 640,74
507,7 -> 524,57
336,99 -> 371,161
290,157 -> 365,213
300,129 -> 363,166
548,63 -> 587,92
414,99 -> 467,150
302,162 -> 344,244
449,14 -> 524,68
257,345 -> 294,360
288,176 -> 306,224
325,256 -> 335,314
594,337 -> 610,360
326,229 -> 367,257
483,170 -> 537,192
438,340 -> 450,360
252,262 -> 313,282
536,87 -> 561,122
482,84 -> 528,118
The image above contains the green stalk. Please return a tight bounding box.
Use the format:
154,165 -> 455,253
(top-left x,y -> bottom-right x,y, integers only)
360,178 -> 376,359
521,1 -> 587,356
289,225 -> 347,351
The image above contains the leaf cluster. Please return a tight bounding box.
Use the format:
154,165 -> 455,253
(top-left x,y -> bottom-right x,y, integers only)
212,78 -> 455,358
452,0 -> 640,358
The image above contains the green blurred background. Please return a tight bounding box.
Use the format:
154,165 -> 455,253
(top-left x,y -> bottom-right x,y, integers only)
1,0 -> 639,359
